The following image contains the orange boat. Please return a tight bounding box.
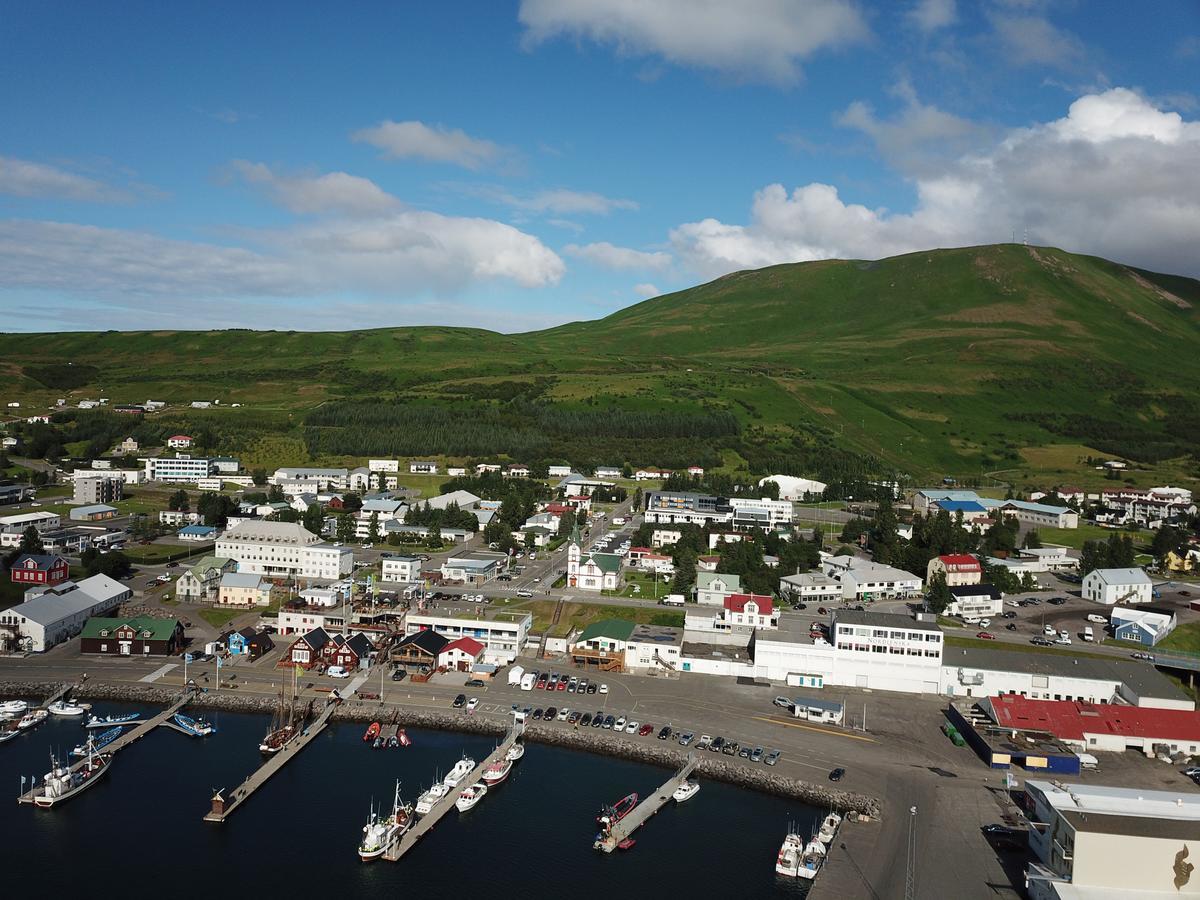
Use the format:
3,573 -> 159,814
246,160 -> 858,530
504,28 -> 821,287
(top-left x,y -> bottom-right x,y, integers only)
363,722 -> 382,742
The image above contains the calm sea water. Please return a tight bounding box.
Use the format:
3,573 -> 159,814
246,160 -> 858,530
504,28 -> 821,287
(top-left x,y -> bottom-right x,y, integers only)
1,701 -> 819,896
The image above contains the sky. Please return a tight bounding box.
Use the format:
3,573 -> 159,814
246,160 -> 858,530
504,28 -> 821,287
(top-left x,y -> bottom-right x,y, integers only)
1,0 -> 1198,333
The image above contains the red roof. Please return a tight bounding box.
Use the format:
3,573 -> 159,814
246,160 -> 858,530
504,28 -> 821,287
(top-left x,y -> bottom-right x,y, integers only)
440,637 -> 485,657
724,593 -> 775,615
169,434 -> 192,441
937,554 -> 981,570
987,694 -> 1200,742
628,546 -> 653,555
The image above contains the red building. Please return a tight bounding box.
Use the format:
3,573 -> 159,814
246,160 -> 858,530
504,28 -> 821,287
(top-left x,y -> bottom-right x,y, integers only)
322,632 -> 373,670
9,554 -> 70,586
285,627 -> 331,669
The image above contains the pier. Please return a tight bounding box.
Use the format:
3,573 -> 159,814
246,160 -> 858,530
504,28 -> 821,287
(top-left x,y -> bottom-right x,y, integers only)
203,698 -> 341,823
381,722 -> 524,862
594,752 -> 697,853
40,681 -> 81,709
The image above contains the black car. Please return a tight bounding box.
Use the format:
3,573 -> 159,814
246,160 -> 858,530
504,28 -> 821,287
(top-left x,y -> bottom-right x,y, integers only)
545,706 -> 557,720
452,694 -> 466,708
1001,611 -> 1017,618
532,708 -> 544,720
591,712 -> 605,728
829,767 -> 846,782
710,736 -> 725,752
723,741 -> 739,756
1005,623 -> 1017,631
391,669 -> 407,681
465,678 -> 484,687
580,713 -> 593,726
586,683 -> 598,694
603,714 -> 616,729
1048,597 -> 1068,606
657,725 -> 672,740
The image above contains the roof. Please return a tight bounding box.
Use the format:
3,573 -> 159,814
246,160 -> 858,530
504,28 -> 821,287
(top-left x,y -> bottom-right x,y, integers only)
835,609 -> 942,632
71,504 -> 117,515
695,571 -> 741,592
987,694 -> 1200,743
629,623 -> 683,646
441,636 -> 485,657
932,499 -> 987,513
1059,810 -> 1200,841
333,632 -> 373,658
186,556 -> 234,576
179,524 -> 217,535
426,490 -> 480,510
1086,567 -> 1152,585
577,618 -> 636,644
724,593 -> 775,615
583,552 -> 622,574
936,554 -> 982,569
220,572 -> 265,589
12,553 -> 66,572
81,616 -> 180,642
981,498 -> 1072,516
917,489 -> 981,502
293,627 -> 331,651
948,583 -> 1001,599
791,695 -> 844,712
396,629 -> 449,655
168,434 -> 192,441
219,520 -> 319,545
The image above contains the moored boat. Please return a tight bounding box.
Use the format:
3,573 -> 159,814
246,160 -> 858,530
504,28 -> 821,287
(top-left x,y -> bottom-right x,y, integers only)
18,709 -> 48,730
395,726 -> 411,747
481,757 -> 512,786
596,792 -> 638,831
30,743 -> 110,808
84,712 -> 140,728
0,699 -> 29,717
818,812 -> 842,844
372,735 -> 383,749
617,838 -> 636,851
442,755 -> 475,788
72,725 -> 122,757
505,741 -> 524,762
47,699 -> 88,717
0,724 -> 19,744
454,782 -> 488,812
358,780 -> 414,861
363,721 -> 381,742
797,838 -> 826,880
672,780 -> 699,803
173,713 -> 217,737
387,732 -> 398,749
415,781 -> 449,815
776,832 -> 804,877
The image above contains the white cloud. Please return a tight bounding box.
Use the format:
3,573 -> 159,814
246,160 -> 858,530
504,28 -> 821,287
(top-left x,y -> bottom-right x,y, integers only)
231,160 -> 400,216
907,0 -> 955,32
989,13 -> 1084,68
670,88 -> 1200,278
518,0 -> 869,85
352,120 -> 502,170
565,241 -> 672,271
633,282 -> 660,298
0,156 -> 128,203
452,183 -> 637,215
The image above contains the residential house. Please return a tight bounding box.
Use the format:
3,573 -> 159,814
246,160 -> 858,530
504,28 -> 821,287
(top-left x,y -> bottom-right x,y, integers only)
1110,606 -> 1178,646
287,627 -> 332,669
1082,568 -> 1153,605
547,465 -> 573,478
390,629 -> 449,672
217,572 -> 272,607
74,475 -> 123,505
167,435 -> 194,449
695,555 -> 721,572
178,524 -> 218,542
687,593 -> 778,633
945,584 -> 1003,618
778,572 -> 842,605
409,461 -> 439,474
324,632 -> 373,671
160,510 -> 203,527
651,528 -> 682,548
505,465 -> 530,478
225,627 -> 275,659
8,554 -> 70,587
175,556 -> 236,602
686,466 -> 705,477
80,616 -> 183,656
821,556 -> 923,600
380,554 -> 420,583
404,610 -> 530,664
926,554 -> 983,586
438,636 -> 485,671
594,466 -> 622,479
694,571 -> 741,606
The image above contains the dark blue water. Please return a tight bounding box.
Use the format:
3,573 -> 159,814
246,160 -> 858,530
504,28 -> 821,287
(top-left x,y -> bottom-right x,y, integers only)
1,701 -> 818,896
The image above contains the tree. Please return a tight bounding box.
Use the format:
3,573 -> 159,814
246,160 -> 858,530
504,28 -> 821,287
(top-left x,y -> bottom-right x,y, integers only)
839,517 -> 869,544
341,493 -> 363,514
557,508 -> 576,538
267,483 -> 285,502
524,531 -> 537,550
671,548 -> 697,596
81,548 -> 132,579
302,503 -> 325,536
18,525 -> 44,555
925,572 -> 952,615
1023,529 -> 1042,550
367,512 -> 380,544
1151,525 -> 1186,567
335,514 -> 354,544
168,489 -> 189,511
251,468 -> 267,486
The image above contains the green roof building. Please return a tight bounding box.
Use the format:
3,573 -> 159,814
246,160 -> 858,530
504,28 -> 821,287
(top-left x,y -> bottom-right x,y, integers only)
80,615 -> 184,656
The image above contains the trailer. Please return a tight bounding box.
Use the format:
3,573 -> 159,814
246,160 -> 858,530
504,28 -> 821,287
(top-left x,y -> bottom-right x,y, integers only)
507,665 -> 525,687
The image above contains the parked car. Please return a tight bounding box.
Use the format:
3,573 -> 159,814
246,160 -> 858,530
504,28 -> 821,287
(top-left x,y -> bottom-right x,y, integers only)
592,711 -> 605,727
696,734 -> 713,749
773,696 -> 792,709
586,683 -> 598,695
613,716 -> 627,731
580,713 -> 593,726
625,721 -> 639,734
723,741 -> 739,756
829,767 -> 846,782
1005,623 -> 1017,631
466,697 -> 479,711
453,694 -> 467,708
750,746 -> 765,762
738,745 -> 751,758
599,684 -> 609,694
976,631 -> 995,640
678,731 -> 695,746
657,725 -> 672,740
465,678 -> 485,687
638,723 -> 654,736
391,669 -> 407,682
545,706 -> 557,719
1048,597 -> 1068,605
568,711 -> 581,724
532,708 -> 543,720
557,708 -> 569,721
327,665 -> 350,678
710,736 -> 725,753
1031,637 -> 1054,646
765,750 -> 781,766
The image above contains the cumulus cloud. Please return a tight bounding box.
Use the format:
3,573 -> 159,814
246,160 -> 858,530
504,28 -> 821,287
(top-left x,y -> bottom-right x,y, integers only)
518,0 -> 869,85
231,160 -> 400,216
352,120 -> 503,170
907,0 -> 955,32
0,156 -> 129,203
670,88 -> 1200,278
565,241 -> 672,271
633,282 -> 660,298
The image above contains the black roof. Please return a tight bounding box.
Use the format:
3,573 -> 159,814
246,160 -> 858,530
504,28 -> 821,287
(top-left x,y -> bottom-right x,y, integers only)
297,627 -> 330,651
396,629 -> 448,656
949,583 -> 1001,599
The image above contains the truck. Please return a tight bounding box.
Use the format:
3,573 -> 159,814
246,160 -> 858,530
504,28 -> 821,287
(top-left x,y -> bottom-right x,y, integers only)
520,672 -> 536,691
1082,626 -> 1094,642
660,594 -> 685,607
612,517 -> 626,526
507,665 -> 525,687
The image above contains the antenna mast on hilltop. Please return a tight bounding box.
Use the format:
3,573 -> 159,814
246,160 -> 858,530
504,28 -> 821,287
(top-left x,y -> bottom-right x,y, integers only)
1023,226 -> 1028,247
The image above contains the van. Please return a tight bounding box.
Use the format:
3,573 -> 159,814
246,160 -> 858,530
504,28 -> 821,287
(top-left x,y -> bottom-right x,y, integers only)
1082,626 -> 1094,642
1086,614 -> 1107,625
963,616 -> 981,626
612,517 -> 626,526
661,594 -> 685,607
520,673 -> 536,691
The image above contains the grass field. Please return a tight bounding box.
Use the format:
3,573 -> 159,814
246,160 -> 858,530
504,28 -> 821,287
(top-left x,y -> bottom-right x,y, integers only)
198,607 -> 242,628
1037,524 -> 1145,550
125,542 -> 213,564
1158,622 -> 1200,655
505,598 -> 683,636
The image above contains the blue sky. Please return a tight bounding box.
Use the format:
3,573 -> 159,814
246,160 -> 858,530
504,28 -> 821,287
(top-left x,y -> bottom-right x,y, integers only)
1,1 -> 1198,332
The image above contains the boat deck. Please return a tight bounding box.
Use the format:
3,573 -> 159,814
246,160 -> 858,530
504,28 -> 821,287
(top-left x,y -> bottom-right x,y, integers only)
202,698 -> 340,823
595,752 -> 697,853
381,722 -> 524,862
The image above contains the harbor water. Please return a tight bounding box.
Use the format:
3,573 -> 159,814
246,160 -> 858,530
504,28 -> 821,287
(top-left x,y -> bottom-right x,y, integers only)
1,702 -> 821,895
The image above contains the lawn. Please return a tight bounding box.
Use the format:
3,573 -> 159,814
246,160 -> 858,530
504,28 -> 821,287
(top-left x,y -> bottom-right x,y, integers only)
198,606 -> 243,628
604,569 -> 672,599
1158,622 -> 1200,655
1037,523 -> 1144,551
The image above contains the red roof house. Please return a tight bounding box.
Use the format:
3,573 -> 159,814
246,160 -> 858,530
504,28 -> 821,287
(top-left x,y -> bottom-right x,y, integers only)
439,636 -> 486,671
983,694 -> 1200,754
721,593 -> 779,629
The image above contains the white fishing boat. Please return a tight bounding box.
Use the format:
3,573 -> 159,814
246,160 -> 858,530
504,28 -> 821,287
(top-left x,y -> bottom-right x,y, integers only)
173,713 -> 217,737
47,700 -> 88,717
481,757 -> 512,786
797,838 -> 826,880
775,831 -> 805,877
17,709 -> 47,730
71,725 -> 122,757
818,812 -> 842,844
0,700 -> 29,717
29,742 -> 110,808
415,781 -> 449,815
505,742 -> 525,762
442,755 -> 475,788
455,782 -> 488,812
672,780 -> 700,803
0,725 -> 19,744
358,781 -> 414,861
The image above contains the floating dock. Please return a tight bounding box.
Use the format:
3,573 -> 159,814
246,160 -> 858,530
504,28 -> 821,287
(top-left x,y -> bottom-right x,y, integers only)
203,698 -> 341,823
381,722 -> 524,862
595,752 -> 697,853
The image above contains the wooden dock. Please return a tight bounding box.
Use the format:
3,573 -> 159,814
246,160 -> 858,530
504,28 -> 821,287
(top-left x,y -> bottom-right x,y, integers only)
595,752 -> 697,853
40,681 -> 78,709
203,698 -> 341,823
381,722 -> 524,862
17,691 -> 195,804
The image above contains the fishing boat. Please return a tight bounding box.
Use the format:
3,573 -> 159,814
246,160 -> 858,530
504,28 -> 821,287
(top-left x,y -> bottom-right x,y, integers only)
481,757 -> 512,786
0,699 -> 29,717
259,681 -> 297,755
415,782 -> 449,815
358,781 -> 414,861
797,838 -> 826,880
617,838 -> 636,851
818,812 -> 842,844
18,709 -> 47,730
454,782 -> 488,812
363,721 -> 381,742
395,725 -> 410,747
372,735 -> 384,749
596,792 -> 638,831
442,755 -> 475,788
30,743 -> 110,808
47,699 -> 89,717
71,725 -> 122,757
776,831 -> 805,877
672,780 -> 700,803
0,723 -> 19,744
173,713 -> 217,737
84,712 -> 140,728
505,741 -> 524,762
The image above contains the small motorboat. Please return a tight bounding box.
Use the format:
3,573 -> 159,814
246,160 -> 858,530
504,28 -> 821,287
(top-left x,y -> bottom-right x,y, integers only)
18,709 -> 48,730
387,732 -> 399,749
481,758 -> 512,786
72,725 -> 123,757
797,839 -> 826,880
776,832 -> 804,877
442,756 -> 475,788
505,741 -> 524,762
617,838 -> 636,851
0,700 -> 29,717
597,793 -> 638,830
173,713 -> 217,737
454,782 -> 488,813
47,700 -> 88,717
0,724 -> 19,744
818,812 -> 842,844
396,727 -> 411,747
373,735 -> 384,749
415,782 -> 449,816
85,712 -> 140,728
672,780 -> 699,803
363,721 -> 381,742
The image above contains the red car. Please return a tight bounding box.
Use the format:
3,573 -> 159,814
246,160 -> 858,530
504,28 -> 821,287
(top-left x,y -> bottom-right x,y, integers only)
557,679 -> 567,690
536,678 -> 547,689
976,631 -> 996,640
638,723 -> 654,736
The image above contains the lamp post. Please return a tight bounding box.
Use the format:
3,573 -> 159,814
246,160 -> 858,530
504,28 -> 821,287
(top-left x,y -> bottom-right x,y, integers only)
905,805 -> 918,900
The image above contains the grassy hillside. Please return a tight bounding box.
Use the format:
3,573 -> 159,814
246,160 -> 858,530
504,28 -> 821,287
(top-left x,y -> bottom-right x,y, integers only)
2,244 -> 1198,489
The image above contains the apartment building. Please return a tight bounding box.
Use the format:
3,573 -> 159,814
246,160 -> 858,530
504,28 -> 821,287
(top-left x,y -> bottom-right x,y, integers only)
215,520 -> 352,580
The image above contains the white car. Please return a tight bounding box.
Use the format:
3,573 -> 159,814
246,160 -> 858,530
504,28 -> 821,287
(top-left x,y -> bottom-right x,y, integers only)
466,697 -> 479,711
599,683 -> 608,694
625,720 -> 639,734
362,543 -> 373,549
1044,624 -> 1056,635
557,707 -> 569,721
979,618 -> 991,628
327,666 -> 350,678
614,716 -> 627,730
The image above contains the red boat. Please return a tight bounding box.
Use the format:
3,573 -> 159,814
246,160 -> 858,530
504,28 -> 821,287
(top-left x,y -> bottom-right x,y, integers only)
617,839 -> 636,851
596,792 -> 638,830
396,726 -> 412,747
363,722 -> 381,742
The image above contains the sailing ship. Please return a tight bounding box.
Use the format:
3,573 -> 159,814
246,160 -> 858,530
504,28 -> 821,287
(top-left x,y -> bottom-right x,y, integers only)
30,741 -> 111,808
358,781 -> 414,861
259,678 -> 298,755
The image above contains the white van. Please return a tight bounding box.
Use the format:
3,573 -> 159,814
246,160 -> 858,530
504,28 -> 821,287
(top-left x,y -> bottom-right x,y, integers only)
612,517 -> 626,526
963,616 -> 981,626
327,665 -> 350,678
520,673 -> 536,691
1082,626 -> 1094,642
1086,614 -> 1107,624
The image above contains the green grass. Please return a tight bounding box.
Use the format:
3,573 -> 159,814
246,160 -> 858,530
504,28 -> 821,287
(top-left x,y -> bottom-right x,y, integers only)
198,607 -> 243,628
604,569 -> 671,599
1037,524 -> 1145,550
508,598 -> 683,636
1158,621 -> 1200,655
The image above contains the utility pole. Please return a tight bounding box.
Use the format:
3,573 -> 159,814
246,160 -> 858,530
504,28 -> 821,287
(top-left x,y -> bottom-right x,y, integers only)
905,805 -> 918,900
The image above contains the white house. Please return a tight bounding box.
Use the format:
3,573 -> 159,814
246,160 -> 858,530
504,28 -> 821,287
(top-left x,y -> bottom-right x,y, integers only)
624,623 -> 683,673
438,637 -> 486,671
547,465 -> 573,478
778,572 -> 843,604
1082,567 -> 1152,605
729,497 -> 794,528
651,528 -> 682,548
409,461 -> 439,474
694,571 -> 741,606
142,455 -> 214,483
166,434 -> 194,449
380,554 -> 420,583
440,553 -> 505,585
0,574 -> 130,652
821,556 -> 923,600
945,584 -> 1003,619
216,572 -> 272,607
368,459 -> 399,473
686,593 -> 779,633
926,554 -> 982,586
405,610 -> 530,664
215,520 -> 353,580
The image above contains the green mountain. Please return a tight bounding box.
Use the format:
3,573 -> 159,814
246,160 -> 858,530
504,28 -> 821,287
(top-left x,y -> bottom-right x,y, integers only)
4,244 -> 1198,486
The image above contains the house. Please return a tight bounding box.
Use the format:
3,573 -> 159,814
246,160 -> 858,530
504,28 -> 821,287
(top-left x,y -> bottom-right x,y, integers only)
8,554 -> 70,587
644,491 -> 733,528
687,466 -> 705,477
1165,548 -> 1200,573
446,466 -> 467,477
69,504 -> 118,521
912,488 -> 984,510
225,627 -> 275,659
570,618 -> 635,671
118,437 -> 140,454
945,584 -> 1003,619
409,461 -> 439,475
286,627 -> 331,669
440,553 -> 505,585
0,574 -> 131,652
624,623 -> 683,673
216,520 -> 352,580
404,610 -> 530,664
1016,547 -> 1077,571
594,466 -> 622,479
324,632 -> 373,671
368,459 -> 400,473
74,475 -> 123,505
175,556 -> 236,602
694,571 -> 741,606
778,572 -> 842,604
505,465 -> 530,478
688,593 -> 779,633
634,469 -> 671,481
566,529 -> 623,592
791,696 -> 845,724
438,636 -> 485,671
217,572 -> 272,607
651,528 -> 682,549
80,616 -> 183,656
167,435 -> 194,449
1110,606 -> 1178,646
160,510 -> 203,527
695,555 -> 721,572
821,556 -> 924,600
390,629 -> 449,672
926,554 -> 983,586
928,499 -> 989,522
980,498 -> 1079,530
547,465 -> 573,478
1082,567 -> 1152,605
178,524 -> 218,542
380,554 -> 420,583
